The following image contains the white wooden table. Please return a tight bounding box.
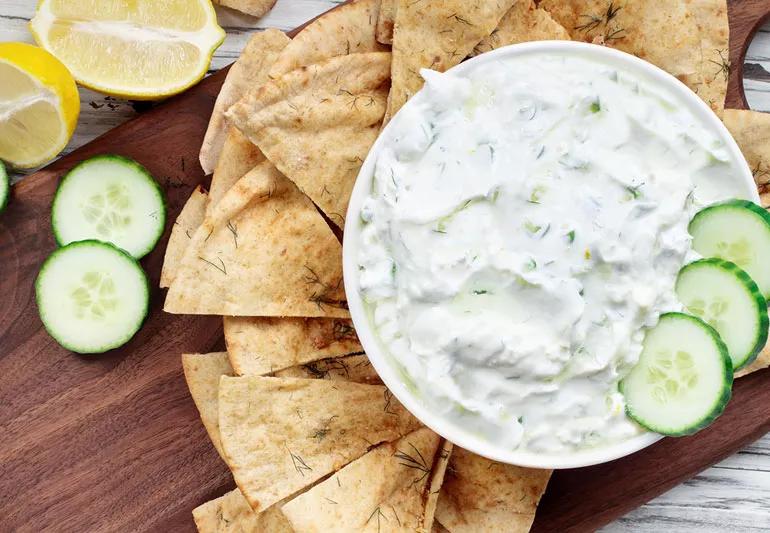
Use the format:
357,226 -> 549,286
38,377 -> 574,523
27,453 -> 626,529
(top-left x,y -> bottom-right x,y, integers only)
3,1 -> 770,530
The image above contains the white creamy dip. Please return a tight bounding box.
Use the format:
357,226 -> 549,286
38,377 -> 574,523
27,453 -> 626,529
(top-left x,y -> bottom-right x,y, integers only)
356,52 -> 743,453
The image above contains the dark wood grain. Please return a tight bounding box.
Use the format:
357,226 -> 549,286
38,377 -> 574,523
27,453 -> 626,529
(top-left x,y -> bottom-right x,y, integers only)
1,2 -> 769,532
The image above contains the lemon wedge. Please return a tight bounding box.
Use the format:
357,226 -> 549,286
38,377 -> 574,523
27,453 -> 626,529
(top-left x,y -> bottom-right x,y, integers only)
30,0 -> 226,100
0,42 -> 80,169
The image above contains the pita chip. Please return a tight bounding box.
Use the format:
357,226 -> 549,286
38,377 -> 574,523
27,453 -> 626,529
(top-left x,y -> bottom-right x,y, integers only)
213,0 -> 276,19
385,0 -> 514,120
472,0 -> 569,56
268,0 -> 387,78
275,354 -> 382,385
539,0 -> 729,114
224,316 -> 362,375
376,0 -> 396,45
165,161 -> 347,317
182,352 -> 234,458
218,376 -> 422,512
280,427 -> 442,532
200,29 -> 290,175
160,186 -> 208,288
722,109 -> 770,207
192,488 -> 292,533
228,52 -> 390,228
207,128 -> 264,216
435,447 -> 552,533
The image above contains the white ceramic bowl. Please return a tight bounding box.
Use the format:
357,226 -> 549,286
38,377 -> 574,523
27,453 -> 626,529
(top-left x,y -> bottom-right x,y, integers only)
343,41 -> 758,469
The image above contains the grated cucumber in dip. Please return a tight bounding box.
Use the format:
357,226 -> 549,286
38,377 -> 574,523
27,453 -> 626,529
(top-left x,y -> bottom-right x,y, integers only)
356,52 -> 745,453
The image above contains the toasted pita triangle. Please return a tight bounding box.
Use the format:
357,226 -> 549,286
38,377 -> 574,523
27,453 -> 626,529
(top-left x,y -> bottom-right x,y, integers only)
182,352 -> 234,459
200,29 -> 290,175
207,128 -> 264,217
224,316 -> 362,375
218,376 -> 422,512
376,0 -> 396,45
213,0 -> 276,19
274,353 -> 381,384
280,427 -> 441,532
722,109 -> 770,208
435,447 -> 552,533
268,0 -> 387,78
539,0 -> 728,114
385,0 -> 514,121
160,186 -> 208,288
228,52 -> 390,228
471,0 -> 569,56
165,161 -> 348,317
193,488 -> 292,533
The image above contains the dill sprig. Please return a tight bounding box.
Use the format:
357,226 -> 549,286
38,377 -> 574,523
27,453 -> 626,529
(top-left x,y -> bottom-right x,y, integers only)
575,1 -> 625,43
226,220 -> 238,248
198,256 -> 227,275
303,265 -> 348,310
708,49 -> 730,82
287,447 -> 312,476
395,443 -> 431,484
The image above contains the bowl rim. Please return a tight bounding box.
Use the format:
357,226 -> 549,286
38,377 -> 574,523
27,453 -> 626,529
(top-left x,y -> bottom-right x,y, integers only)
342,40 -> 758,469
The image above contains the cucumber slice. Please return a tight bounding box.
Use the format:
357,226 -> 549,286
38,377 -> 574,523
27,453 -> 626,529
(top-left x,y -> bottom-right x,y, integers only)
52,155 -> 166,258
689,200 -> 770,300
0,160 -> 8,213
35,240 -> 149,354
676,258 -> 768,370
620,312 -> 732,437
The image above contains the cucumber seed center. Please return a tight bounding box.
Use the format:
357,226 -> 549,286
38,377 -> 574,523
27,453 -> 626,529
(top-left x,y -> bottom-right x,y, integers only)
70,271 -> 118,320
646,349 -> 698,404
81,183 -> 132,238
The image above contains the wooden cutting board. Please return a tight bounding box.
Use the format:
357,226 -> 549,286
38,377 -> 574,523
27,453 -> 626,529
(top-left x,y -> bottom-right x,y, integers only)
1,2 -> 769,531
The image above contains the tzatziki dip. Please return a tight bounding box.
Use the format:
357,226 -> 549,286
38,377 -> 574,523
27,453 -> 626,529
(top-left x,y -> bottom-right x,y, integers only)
355,50 -> 745,453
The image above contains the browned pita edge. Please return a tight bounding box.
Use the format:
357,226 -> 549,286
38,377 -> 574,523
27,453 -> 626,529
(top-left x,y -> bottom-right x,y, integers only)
228,52 -> 391,229
385,0 -> 514,122
218,375 -> 422,513
376,0 -> 396,45
224,316 -> 363,375
539,0 -> 729,115
160,186 -> 208,288
275,353 -> 382,384
182,352 -> 233,459
280,427 -> 441,532
269,0 -> 387,78
423,440 -> 453,531
164,161 -> 348,317
471,0 -> 570,57
213,0 -> 277,19
200,29 -> 290,175
435,447 -> 552,533
192,487 -> 293,533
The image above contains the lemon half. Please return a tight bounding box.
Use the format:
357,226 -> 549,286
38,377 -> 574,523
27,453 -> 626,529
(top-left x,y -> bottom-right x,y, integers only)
0,42 -> 80,169
30,0 -> 226,100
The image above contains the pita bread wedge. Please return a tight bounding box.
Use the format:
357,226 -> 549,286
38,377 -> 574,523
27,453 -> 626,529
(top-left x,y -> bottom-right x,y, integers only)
165,161 -> 348,317
224,316 -> 362,375
218,376 -> 422,512
213,0 -> 276,19
376,0 -> 396,45
471,0 -> 569,56
200,29 -> 290,175
193,488 -> 292,533
160,186 -> 208,288
722,109 -> 770,208
435,447 -> 552,533
207,129 -> 264,217
280,427 -> 442,532
182,352 -> 234,458
275,354 -> 382,385
228,52 -> 390,228
268,0 -> 387,78
385,0 -> 514,121
539,0 -> 729,114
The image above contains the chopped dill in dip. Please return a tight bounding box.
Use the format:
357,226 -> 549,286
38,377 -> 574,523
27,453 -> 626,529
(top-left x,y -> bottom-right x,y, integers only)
356,51 -> 743,453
